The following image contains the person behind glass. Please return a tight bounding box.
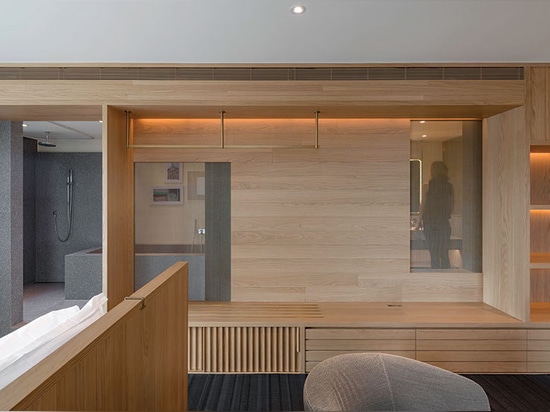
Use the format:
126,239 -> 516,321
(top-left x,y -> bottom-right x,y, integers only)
417,161 -> 454,269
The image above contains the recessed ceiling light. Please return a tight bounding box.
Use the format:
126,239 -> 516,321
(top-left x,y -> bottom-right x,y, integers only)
422,134 -> 427,138
419,120 -> 426,124
290,5 -> 306,14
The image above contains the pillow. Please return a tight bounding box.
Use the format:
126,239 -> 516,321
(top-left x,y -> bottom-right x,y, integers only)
0,293 -> 107,390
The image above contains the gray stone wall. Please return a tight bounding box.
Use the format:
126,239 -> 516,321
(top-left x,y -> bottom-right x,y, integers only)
35,153 -> 102,282
23,138 -> 37,285
0,122 -> 24,336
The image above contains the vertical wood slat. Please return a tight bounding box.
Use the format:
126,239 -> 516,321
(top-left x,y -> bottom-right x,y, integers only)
189,326 -> 301,373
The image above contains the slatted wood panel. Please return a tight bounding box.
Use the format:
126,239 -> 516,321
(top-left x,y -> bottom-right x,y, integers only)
417,329 -> 527,373
189,326 -> 302,373
527,329 -> 550,372
305,328 -> 415,372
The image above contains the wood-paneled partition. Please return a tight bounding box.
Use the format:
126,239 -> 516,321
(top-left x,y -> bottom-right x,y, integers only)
0,262 -> 188,411
133,118 -> 483,302
0,74 -> 529,314
483,107 -> 530,321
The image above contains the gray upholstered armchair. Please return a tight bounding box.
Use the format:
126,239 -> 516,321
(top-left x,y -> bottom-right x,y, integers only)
303,353 -> 490,411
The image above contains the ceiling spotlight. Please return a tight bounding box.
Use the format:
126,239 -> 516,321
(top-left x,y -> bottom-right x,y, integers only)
290,5 -> 306,14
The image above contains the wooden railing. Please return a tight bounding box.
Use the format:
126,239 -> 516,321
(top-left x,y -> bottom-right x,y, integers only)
0,262 -> 188,411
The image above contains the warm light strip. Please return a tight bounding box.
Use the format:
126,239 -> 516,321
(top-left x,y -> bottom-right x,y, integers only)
129,144 -> 317,149
128,112 -> 321,150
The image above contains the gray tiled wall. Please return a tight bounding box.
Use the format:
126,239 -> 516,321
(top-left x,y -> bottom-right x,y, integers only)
0,122 -> 24,336
35,153 -> 102,283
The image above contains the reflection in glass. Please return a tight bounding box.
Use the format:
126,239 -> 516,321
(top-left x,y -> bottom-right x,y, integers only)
134,162 -> 206,299
410,121 -> 482,273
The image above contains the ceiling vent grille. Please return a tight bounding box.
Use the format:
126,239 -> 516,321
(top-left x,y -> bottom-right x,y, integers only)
0,66 -> 524,81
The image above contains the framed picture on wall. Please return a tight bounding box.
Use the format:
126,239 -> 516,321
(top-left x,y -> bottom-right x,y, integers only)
151,186 -> 184,205
188,171 -> 205,200
165,162 -> 182,183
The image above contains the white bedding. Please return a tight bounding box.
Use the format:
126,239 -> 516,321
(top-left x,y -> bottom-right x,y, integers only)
0,293 -> 107,390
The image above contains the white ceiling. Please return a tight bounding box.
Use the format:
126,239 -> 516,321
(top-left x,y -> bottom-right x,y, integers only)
2,0 -> 550,65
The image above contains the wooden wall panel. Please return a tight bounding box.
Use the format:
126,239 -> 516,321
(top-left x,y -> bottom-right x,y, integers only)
0,80 -> 525,120
526,67 -> 549,143
0,262 -> 188,411
232,119 -> 410,302
103,106 -> 134,309
133,118 -> 485,302
483,107 -> 530,321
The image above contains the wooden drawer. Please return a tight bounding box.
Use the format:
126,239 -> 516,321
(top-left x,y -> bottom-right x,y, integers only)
305,328 -> 415,372
417,329 -> 527,373
527,329 -> 550,372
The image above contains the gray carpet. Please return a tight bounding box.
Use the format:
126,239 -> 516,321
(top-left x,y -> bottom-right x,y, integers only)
189,373 -> 550,411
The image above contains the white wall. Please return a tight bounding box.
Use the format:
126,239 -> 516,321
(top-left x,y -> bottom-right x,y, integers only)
134,162 -> 205,245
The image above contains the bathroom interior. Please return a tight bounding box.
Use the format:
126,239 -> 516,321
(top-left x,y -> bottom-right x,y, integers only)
21,122 -> 213,321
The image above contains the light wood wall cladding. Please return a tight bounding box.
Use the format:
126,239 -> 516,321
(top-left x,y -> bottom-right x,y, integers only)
103,106 -> 135,309
133,118 -> 483,302
0,262 -> 188,411
483,107 -> 530,321
0,79 -> 525,120
188,326 -> 302,373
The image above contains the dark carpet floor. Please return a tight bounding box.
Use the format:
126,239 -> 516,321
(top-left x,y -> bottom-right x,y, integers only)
189,373 -> 550,411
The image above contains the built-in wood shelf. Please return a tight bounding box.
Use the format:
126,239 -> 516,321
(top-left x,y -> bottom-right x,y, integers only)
530,252 -> 550,268
531,205 -> 550,210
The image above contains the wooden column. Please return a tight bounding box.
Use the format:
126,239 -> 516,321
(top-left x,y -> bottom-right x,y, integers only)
103,106 -> 135,309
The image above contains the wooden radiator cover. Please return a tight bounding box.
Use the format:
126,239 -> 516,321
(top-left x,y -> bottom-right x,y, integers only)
189,326 -> 302,373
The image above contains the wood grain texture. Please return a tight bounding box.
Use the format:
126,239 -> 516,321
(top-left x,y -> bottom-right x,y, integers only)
530,153 -> 550,205
0,262 -> 188,411
483,107 -> 530,321
526,67 -> 549,143
104,106 -> 135,309
531,269 -> 550,302
132,116 -> 490,302
0,79 -> 525,120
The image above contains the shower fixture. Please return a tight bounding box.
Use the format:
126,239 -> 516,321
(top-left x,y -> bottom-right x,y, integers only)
38,131 -> 56,147
54,169 -> 73,242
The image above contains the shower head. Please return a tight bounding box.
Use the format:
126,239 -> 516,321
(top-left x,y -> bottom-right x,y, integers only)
38,131 -> 56,147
